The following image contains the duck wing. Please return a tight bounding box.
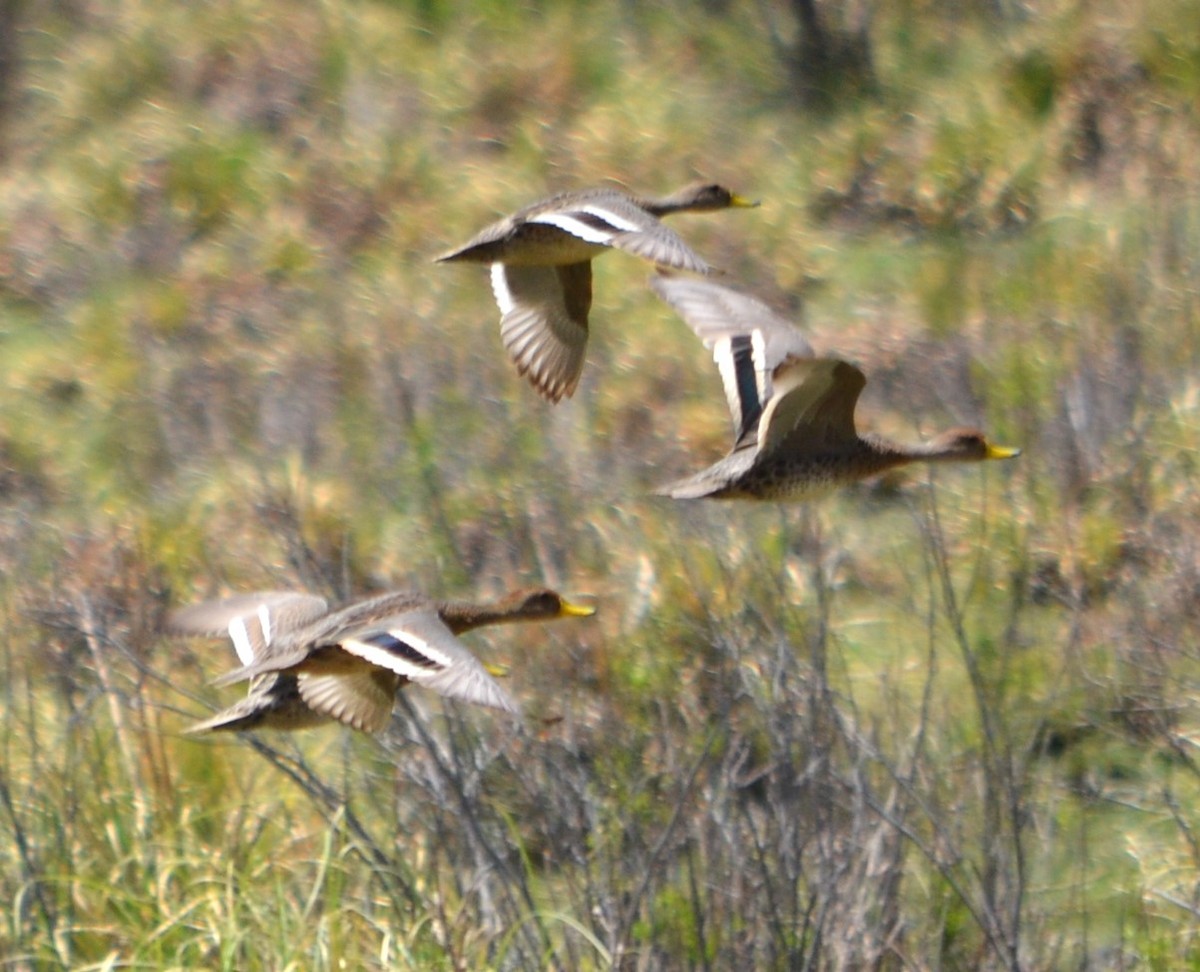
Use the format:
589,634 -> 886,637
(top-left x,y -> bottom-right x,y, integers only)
650,275 -> 813,448
492,262 -> 592,402
758,358 -> 866,458
292,669 -> 403,733
525,191 -> 711,272
184,673 -> 335,734
329,607 -> 519,714
168,592 -> 330,666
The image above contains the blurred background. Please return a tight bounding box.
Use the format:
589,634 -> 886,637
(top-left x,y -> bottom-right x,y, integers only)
2,0 -> 1199,967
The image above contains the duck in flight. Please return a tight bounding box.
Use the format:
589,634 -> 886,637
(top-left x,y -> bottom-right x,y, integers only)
437,182 -> 758,403
650,275 -> 1021,500
169,587 -> 595,733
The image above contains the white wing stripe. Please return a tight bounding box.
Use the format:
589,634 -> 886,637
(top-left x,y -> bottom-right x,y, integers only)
528,212 -> 616,244
752,328 -> 769,402
228,616 -> 254,666
713,336 -> 743,431
490,264 -> 516,313
339,630 -> 454,680
578,204 -> 644,232
340,639 -> 440,681
257,604 -> 273,647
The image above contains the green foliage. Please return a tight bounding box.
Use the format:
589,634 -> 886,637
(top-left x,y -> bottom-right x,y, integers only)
2,0 -> 1200,968
1006,48 -> 1060,119
1137,0 -> 1200,95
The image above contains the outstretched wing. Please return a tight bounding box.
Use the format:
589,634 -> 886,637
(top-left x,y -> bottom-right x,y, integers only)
650,275 -> 813,448
168,592 -> 330,666
329,607 -> 519,714
527,192 -> 710,272
758,358 -> 866,458
183,673 -> 335,734
492,262 -> 592,403
294,669 -> 403,733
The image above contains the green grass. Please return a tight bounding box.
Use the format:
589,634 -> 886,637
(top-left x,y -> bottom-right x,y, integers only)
3,0 -> 1200,967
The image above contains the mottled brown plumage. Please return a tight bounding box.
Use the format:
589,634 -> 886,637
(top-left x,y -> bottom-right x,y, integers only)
651,275 -> 1021,500
437,182 -> 758,402
170,588 -> 596,734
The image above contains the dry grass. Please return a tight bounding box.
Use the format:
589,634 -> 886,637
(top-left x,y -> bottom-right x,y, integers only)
2,0 -> 1200,968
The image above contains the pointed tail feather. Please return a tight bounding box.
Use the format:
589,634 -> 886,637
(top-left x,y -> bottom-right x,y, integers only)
654,469 -> 728,500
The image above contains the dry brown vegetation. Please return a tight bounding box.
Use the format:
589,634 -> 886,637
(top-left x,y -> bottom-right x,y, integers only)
3,0 -> 1200,968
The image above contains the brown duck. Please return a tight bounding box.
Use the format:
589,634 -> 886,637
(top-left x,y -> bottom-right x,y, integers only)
651,275 -> 1021,500
169,588 -> 596,734
437,182 -> 758,403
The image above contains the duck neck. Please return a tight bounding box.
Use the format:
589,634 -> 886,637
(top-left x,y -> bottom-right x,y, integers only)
860,433 -> 954,466
640,189 -> 700,217
437,597 -> 523,635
